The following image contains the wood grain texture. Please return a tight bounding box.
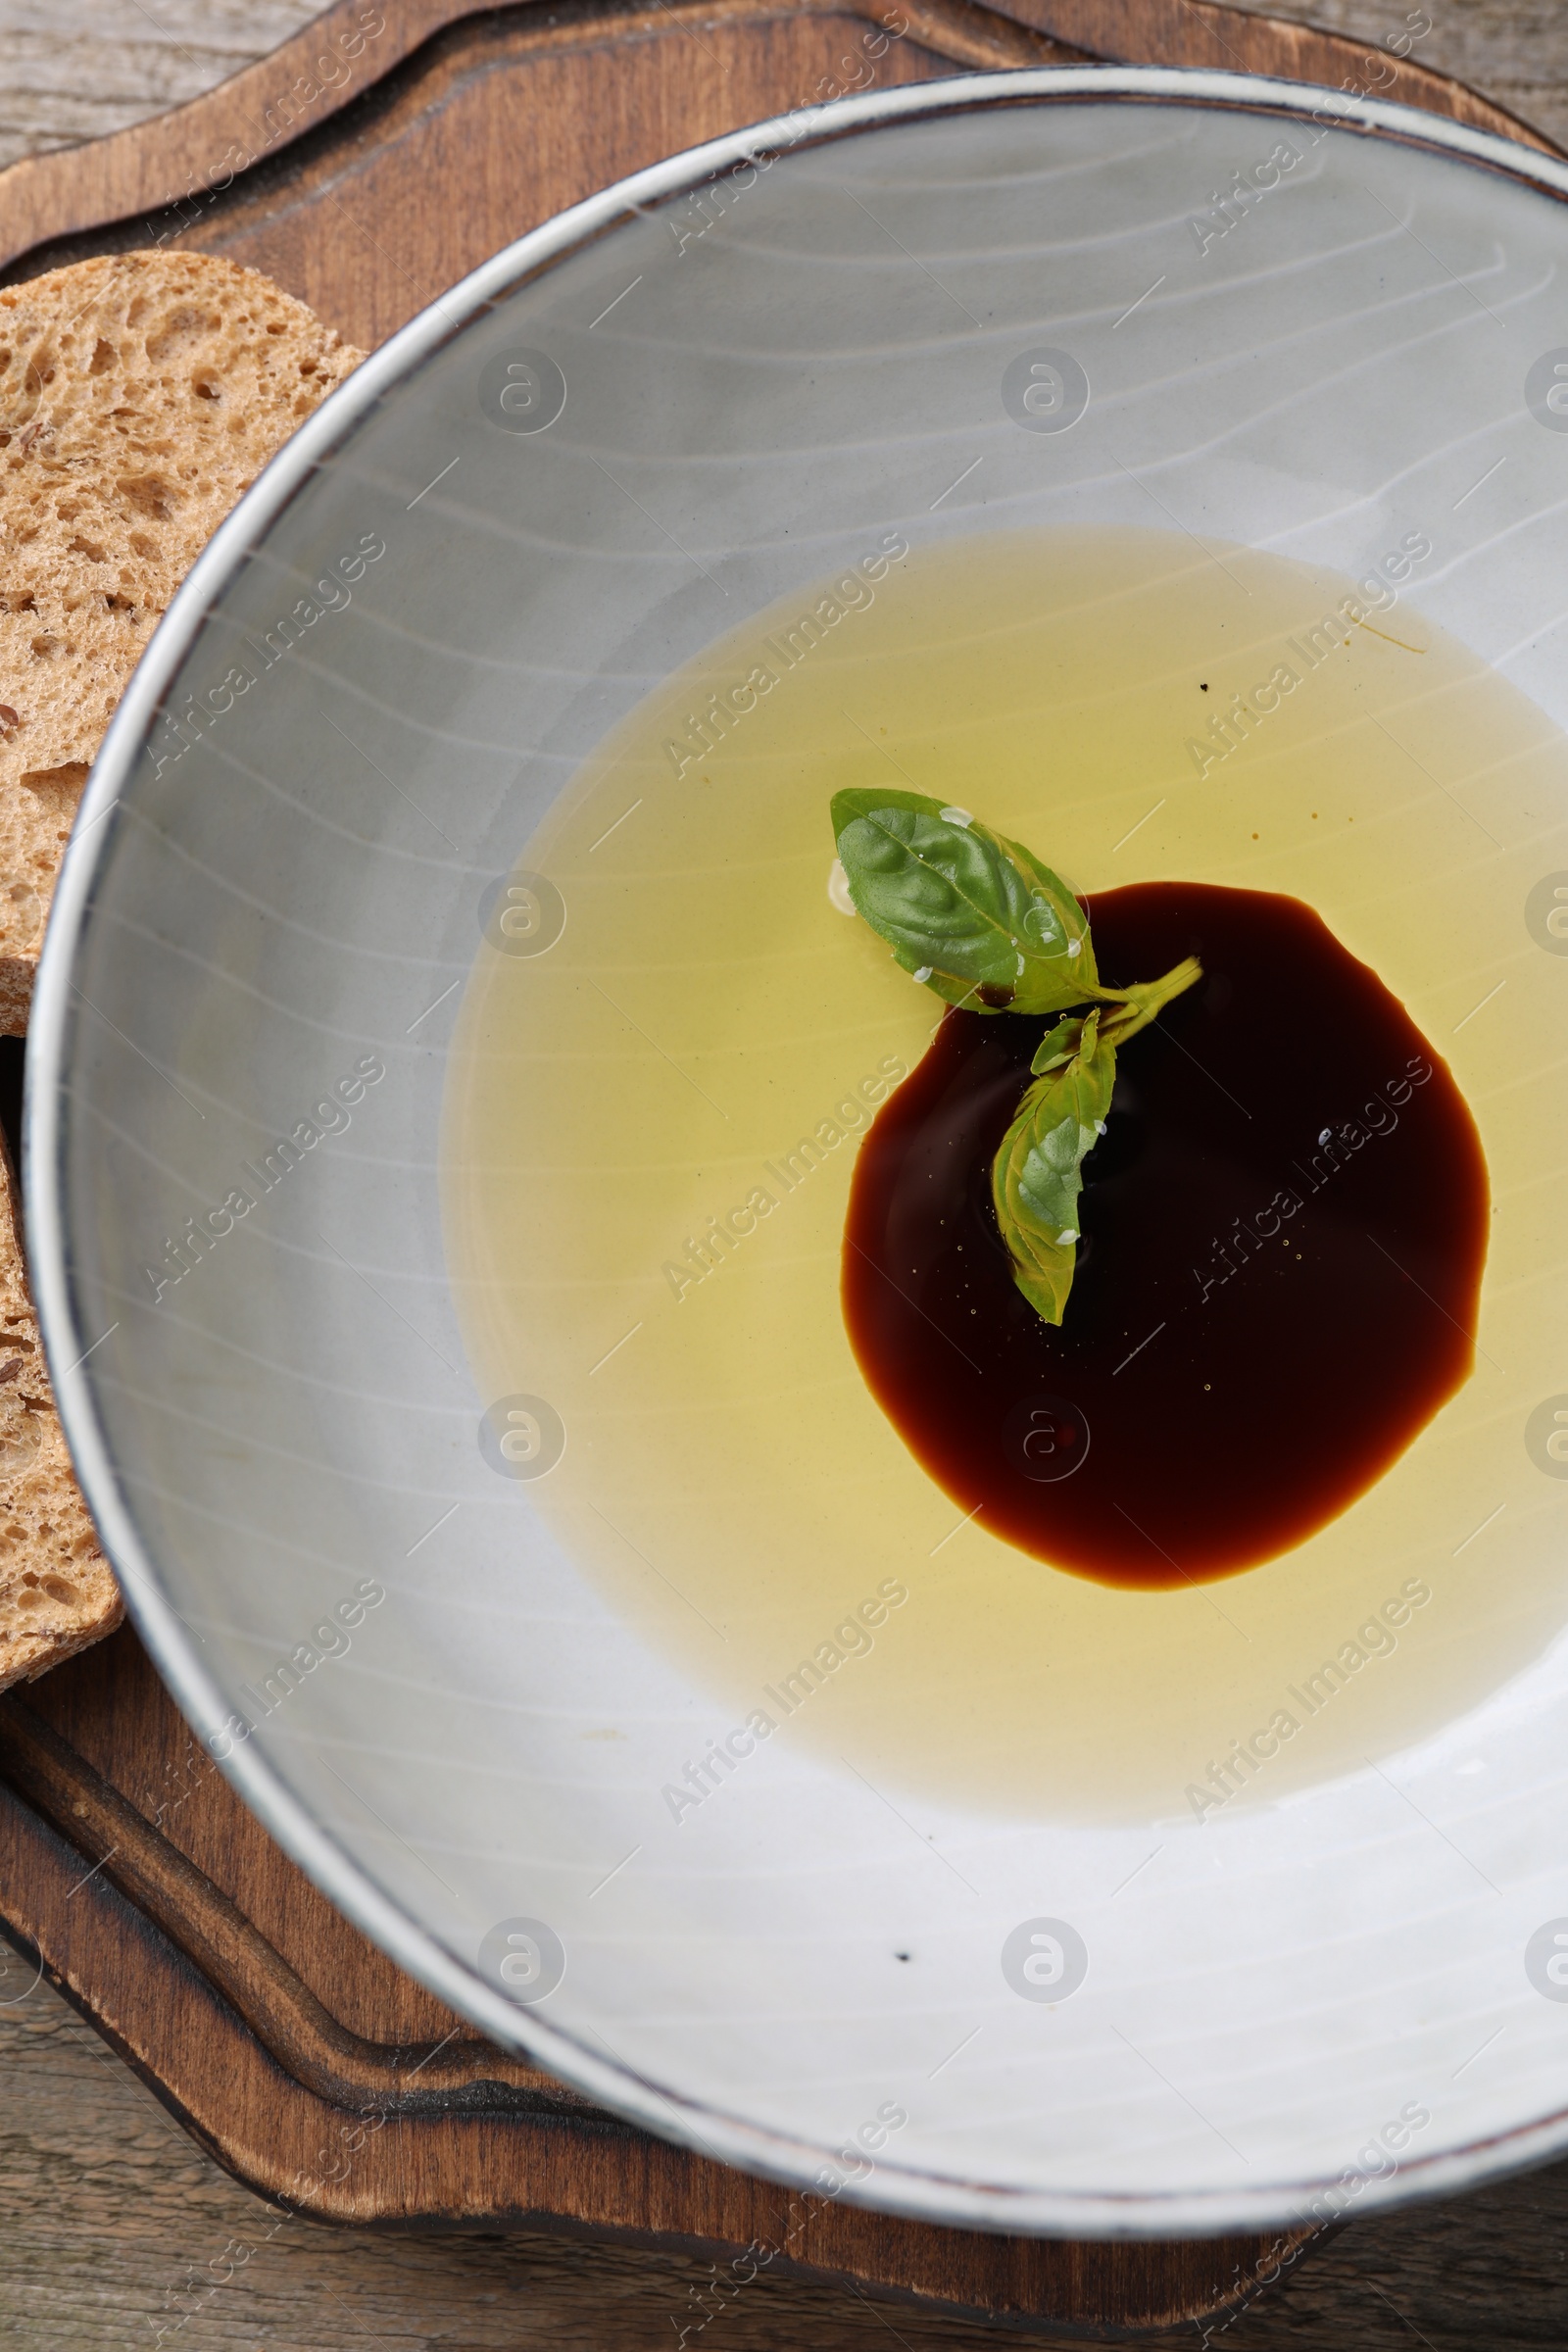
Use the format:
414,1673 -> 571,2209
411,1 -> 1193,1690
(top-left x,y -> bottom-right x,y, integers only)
0,0 -> 1078,340
3,2 -> 1568,2345
0,2 -> 324,172
0,0 -> 1553,299
0,1691 -> 587,2116
2,1638 -> 1314,2334
1224,0 -> 1568,156
989,0 -> 1555,144
5,1950 -> 1568,2351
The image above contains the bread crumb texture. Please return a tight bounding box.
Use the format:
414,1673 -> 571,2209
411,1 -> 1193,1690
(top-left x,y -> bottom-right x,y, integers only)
0,1132 -> 119,1690
0,250 -> 365,1031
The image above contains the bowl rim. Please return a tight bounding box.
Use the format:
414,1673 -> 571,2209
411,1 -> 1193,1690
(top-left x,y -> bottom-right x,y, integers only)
25,62 -> 1568,2238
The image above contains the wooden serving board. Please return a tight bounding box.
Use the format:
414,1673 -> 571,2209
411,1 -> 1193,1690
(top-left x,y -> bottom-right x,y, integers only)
0,2 -> 1553,2333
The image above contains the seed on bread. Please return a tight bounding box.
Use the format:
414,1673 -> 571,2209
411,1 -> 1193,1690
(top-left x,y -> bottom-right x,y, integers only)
0,250 -> 366,1033
0,1123 -> 121,1692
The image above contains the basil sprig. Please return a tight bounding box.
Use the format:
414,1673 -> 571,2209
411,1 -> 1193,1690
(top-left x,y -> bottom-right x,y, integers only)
832,789 -> 1200,1326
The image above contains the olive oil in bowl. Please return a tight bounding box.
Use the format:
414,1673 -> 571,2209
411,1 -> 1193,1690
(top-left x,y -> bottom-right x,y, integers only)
443,526 -> 1568,1822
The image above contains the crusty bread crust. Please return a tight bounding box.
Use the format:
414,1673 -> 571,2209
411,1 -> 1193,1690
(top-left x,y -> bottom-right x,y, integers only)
0,1123 -> 122,1690
0,250 -> 365,1030
0,249 -> 368,1682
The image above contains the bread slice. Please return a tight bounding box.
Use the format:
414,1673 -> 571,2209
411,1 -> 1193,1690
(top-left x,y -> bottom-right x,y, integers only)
0,1121 -> 121,1691
0,250 -> 366,1030
0,249 -> 365,1684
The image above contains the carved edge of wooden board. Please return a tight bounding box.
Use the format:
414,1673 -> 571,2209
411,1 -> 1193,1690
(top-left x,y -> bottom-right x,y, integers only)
0,1734 -> 1323,2336
0,1627 -> 1329,2330
0,1695 -> 594,2119
0,0 -> 1554,278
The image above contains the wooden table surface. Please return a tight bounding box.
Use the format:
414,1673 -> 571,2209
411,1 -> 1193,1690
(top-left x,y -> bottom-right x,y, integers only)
4,3 -> 1568,2346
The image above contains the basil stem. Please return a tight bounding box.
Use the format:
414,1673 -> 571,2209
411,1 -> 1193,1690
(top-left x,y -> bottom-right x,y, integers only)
833,790 -> 1201,1326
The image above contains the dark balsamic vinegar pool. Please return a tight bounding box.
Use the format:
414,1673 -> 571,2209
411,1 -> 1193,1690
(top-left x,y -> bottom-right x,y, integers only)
842,884 -> 1489,1588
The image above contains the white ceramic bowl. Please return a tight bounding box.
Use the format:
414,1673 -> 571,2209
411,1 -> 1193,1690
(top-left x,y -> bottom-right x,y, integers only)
27,68 -> 1568,2236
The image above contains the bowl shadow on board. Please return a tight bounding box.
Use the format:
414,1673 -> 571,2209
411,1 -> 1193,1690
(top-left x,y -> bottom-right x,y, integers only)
0,1040 -> 23,1173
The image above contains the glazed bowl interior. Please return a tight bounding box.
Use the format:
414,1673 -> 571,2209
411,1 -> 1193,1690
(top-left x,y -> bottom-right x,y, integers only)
28,70 -> 1568,2235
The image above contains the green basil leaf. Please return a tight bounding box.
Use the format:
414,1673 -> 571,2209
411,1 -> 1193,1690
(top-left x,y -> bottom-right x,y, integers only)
831,788 -> 1098,1013
1030,1009 -> 1096,1075
991,1010 -> 1116,1325
831,786 -> 1204,1332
